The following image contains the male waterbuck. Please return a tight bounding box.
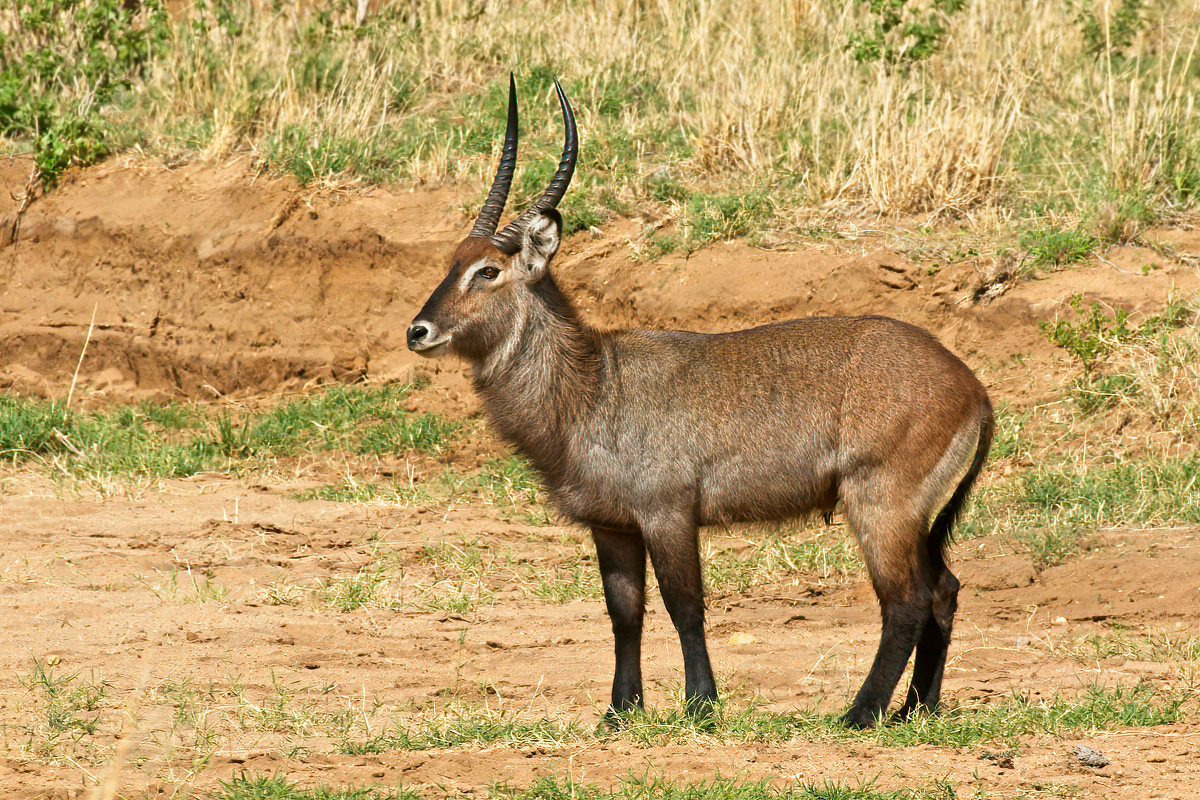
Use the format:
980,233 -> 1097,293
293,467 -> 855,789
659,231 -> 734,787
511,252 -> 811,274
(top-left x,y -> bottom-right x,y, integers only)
407,76 -> 994,727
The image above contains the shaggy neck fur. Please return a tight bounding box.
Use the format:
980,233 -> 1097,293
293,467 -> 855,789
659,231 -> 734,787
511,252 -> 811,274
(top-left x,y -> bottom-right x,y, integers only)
470,272 -> 604,476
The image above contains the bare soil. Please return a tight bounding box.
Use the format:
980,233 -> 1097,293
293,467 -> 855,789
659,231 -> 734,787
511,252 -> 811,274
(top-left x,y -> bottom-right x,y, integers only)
1,156 -> 1199,799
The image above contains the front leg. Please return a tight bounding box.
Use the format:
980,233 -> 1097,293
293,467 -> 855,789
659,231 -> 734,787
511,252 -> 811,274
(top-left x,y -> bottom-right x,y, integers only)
592,525 -> 647,715
642,514 -> 717,716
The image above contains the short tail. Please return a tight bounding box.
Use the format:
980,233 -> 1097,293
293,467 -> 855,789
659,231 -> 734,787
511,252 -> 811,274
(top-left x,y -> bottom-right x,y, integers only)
928,401 -> 994,561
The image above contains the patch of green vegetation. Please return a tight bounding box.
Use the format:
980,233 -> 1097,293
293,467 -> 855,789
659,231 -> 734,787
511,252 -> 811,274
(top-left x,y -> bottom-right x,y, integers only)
299,455 -> 554,526
410,537 -> 499,612
527,539 -> 604,603
847,0 -> 967,67
0,393 -> 217,477
297,478 -> 429,504
1065,626 -> 1200,663
611,681 -> 1183,748
1020,227 -> 1100,270
341,681 -> 1182,757
470,455 -> 545,507
344,708 -> 587,754
1077,0 -> 1147,59
497,777 -> 956,800
0,381 -> 456,480
963,455 -> 1200,565
16,658 -> 108,758
220,774 -> 954,800
704,530 -> 862,593
985,405 -> 1027,463
644,232 -> 682,260
319,571 -> 386,612
0,0 -> 167,185
137,568 -> 229,605
1044,296 -> 1189,374
217,774 -> 418,800
1042,296 -> 1194,414
244,382 -> 456,456
683,191 -> 777,248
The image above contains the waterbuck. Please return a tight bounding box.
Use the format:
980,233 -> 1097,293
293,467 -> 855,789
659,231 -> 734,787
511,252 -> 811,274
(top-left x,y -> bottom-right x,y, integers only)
406,76 -> 994,727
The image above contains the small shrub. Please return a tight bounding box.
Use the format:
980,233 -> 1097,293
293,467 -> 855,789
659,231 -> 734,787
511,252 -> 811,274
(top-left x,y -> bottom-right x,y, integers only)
0,0 -> 168,185
847,0 -> 967,67
1021,227 -> 1100,269
1078,0 -> 1147,59
1043,296 -> 1197,425
684,191 -> 775,246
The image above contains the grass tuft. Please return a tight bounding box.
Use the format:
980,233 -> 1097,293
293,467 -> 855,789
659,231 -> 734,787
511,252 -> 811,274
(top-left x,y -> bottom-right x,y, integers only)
0,381 -> 456,482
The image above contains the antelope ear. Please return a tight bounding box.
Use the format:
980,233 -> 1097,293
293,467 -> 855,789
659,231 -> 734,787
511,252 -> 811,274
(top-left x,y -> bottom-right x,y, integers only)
516,209 -> 562,281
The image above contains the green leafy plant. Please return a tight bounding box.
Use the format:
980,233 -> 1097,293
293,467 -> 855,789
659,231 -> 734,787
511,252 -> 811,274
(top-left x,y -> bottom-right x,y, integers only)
1078,0 -> 1147,58
0,0 -> 168,185
848,0 -> 966,66
1042,296 -> 1194,413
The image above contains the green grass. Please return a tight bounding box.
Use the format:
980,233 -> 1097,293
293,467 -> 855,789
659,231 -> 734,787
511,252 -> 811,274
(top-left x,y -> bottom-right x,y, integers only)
609,682 -> 1184,749
704,530 -> 862,592
302,455 -> 551,524
1019,226 -> 1100,269
217,775 -> 965,800
1060,626 -> 1200,664
340,681 -> 1185,755
217,776 -> 417,800
0,381 -> 457,480
319,572 -> 387,612
15,659 -> 109,760
343,709 -> 588,754
962,455 -> 1200,566
311,524 -> 861,615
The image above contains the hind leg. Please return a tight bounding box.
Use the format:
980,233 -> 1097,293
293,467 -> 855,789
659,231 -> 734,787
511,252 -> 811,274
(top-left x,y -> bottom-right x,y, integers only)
841,488 -> 933,728
895,564 -> 959,719
843,583 -> 932,727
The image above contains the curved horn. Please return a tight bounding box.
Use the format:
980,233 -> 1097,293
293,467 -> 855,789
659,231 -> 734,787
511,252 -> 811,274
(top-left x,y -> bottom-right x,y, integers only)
492,78 -> 578,254
469,73 -> 520,239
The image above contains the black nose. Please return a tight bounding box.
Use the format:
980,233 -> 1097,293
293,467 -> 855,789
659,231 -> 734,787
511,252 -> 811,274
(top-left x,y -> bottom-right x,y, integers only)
407,324 -> 429,349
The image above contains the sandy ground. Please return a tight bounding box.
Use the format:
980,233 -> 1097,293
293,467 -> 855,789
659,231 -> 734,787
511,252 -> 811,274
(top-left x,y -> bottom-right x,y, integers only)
1,156 -> 1199,798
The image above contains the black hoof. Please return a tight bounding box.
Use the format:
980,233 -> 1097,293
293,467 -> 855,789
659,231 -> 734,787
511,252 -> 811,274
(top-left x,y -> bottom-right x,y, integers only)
841,706 -> 882,729
684,694 -> 718,722
890,700 -> 936,725
601,703 -> 643,730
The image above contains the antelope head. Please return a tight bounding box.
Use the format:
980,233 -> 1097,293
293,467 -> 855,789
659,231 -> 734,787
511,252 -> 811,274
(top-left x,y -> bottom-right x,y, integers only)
407,75 -> 578,363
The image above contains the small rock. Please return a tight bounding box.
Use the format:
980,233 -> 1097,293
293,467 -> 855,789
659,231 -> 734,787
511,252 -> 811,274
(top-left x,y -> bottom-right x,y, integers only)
727,632 -> 758,645
980,749 -> 1016,769
1074,744 -> 1110,768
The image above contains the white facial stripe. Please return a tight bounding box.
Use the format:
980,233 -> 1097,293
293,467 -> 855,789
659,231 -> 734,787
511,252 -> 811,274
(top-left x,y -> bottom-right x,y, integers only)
457,259 -> 493,293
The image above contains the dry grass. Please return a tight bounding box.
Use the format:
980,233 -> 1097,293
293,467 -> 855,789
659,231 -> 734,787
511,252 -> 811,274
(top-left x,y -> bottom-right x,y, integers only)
8,0 -> 1194,234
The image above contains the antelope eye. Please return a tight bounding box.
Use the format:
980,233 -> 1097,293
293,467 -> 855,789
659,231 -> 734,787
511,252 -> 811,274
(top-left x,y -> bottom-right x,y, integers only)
477,266 -> 501,281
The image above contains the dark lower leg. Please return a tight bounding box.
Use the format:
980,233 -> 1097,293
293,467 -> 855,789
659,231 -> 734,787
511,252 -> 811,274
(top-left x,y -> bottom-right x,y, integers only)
897,569 -> 959,718
645,520 -> 717,716
843,597 -> 930,728
673,603 -> 717,715
593,526 -> 647,713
